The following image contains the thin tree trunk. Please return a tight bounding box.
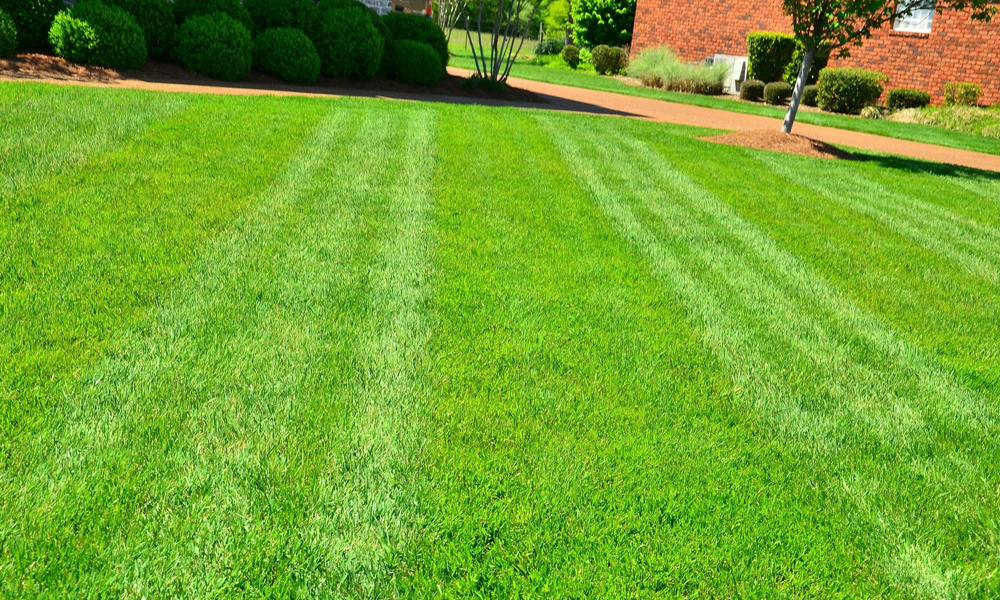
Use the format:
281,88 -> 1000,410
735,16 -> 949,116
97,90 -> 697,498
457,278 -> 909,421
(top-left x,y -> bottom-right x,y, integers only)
782,47 -> 815,134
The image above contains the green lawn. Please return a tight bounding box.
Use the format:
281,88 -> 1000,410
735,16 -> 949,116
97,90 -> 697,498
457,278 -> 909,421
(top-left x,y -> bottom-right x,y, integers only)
448,50 -> 1000,157
3,81 -> 1000,598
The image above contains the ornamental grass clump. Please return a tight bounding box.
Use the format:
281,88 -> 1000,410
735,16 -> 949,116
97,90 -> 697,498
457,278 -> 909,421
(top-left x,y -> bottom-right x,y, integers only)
628,46 -> 727,95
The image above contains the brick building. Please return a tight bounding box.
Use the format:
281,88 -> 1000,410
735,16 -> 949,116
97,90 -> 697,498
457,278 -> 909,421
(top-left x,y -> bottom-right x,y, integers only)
631,0 -> 1000,105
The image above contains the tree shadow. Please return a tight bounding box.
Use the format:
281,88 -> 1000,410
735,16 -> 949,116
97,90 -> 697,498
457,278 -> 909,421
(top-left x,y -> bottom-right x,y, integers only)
851,150 -> 1000,181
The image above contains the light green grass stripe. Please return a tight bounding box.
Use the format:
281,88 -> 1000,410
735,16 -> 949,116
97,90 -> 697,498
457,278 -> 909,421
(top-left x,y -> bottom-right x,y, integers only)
1,104 -> 436,597
544,117 -> 1000,595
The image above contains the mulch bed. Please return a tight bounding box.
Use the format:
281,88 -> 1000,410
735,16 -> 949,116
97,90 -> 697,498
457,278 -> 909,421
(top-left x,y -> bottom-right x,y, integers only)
0,54 -> 546,104
703,129 -> 854,160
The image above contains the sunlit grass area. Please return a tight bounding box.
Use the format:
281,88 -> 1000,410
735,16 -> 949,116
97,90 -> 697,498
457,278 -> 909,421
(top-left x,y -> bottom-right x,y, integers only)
3,82 -> 1000,597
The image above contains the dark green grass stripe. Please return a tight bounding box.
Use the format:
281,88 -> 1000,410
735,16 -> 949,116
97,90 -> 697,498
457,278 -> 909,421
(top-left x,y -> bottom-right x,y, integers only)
546,115 -> 1000,595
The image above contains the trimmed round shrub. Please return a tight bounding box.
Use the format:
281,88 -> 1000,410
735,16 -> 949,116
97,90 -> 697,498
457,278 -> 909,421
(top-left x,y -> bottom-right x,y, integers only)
383,39 -> 443,85
174,12 -> 251,81
0,8 -> 16,57
802,84 -> 819,107
382,12 -> 447,67
97,0 -> 174,59
253,27 -> 320,84
310,7 -> 383,80
0,0 -> 65,52
245,0 -> 317,32
746,31 -> 795,84
173,0 -> 253,33
739,79 -> 764,102
534,38 -> 563,56
572,0 -> 635,48
561,44 -> 580,69
886,87 -> 931,111
763,80 -> 792,105
592,44 -> 625,75
816,67 -> 887,114
69,1 -> 147,70
944,81 -> 983,106
49,12 -> 98,63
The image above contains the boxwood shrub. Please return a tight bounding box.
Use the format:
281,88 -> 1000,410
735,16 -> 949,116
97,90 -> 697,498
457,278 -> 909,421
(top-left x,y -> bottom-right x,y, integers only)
592,44 -> 625,75
310,7 -> 383,80
802,84 -> 818,107
739,79 -> 764,102
944,81 -> 983,106
97,0 -> 174,59
382,12 -> 448,67
174,12 -> 251,81
561,44 -> 580,68
67,0 -> 148,70
245,0 -> 317,32
816,67 -> 887,114
763,80 -> 792,105
886,88 -> 931,111
0,8 -> 16,57
383,39 -> 443,85
0,0 -> 65,52
746,31 -> 795,84
173,0 -> 254,33
253,27 -> 320,84
49,12 -> 98,63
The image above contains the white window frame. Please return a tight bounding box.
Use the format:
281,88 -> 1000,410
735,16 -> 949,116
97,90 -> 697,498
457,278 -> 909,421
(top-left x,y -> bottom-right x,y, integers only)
894,0 -> 936,33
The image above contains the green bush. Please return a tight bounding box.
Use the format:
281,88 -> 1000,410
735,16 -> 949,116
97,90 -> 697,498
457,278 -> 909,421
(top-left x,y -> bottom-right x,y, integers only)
245,0 -> 317,32
816,67 -> 887,114
591,44 -> 625,75
173,0 -> 254,33
253,27 -> 320,84
50,12 -> 97,63
383,39 -> 443,85
67,1 -> 147,70
628,46 -> 727,95
802,84 -> 818,107
174,12 -> 252,81
310,7 -> 383,80
784,42 -> 829,85
572,0 -> 635,48
534,38 -> 563,56
763,80 -> 792,105
944,82 -> 983,106
97,0 -> 174,59
739,79 -> 764,102
561,44 -> 580,68
886,88 -> 931,111
0,0 -> 65,52
746,31 -> 795,84
0,8 -> 16,57
382,12 -> 448,67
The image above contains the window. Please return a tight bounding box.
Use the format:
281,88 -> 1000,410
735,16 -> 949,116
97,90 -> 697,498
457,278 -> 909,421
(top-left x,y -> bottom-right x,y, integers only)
894,0 -> 936,33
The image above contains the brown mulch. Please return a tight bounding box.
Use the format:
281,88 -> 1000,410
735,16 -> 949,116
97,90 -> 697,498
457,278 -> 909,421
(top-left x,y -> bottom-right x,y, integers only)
703,129 -> 854,160
0,54 -> 546,104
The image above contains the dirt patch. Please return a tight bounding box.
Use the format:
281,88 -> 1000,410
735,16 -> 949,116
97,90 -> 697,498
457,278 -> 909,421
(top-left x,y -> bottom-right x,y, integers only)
703,129 -> 854,160
0,54 -> 545,104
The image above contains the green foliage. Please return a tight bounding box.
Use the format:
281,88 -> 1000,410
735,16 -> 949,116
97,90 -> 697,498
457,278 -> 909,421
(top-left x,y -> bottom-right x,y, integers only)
739,79 -> 764,102
802,84 -> 818,106
245,0 -> 317,32
68,1 -> 148,70
746,31 -> 795,83
383,39 -> 444,85
763,80 -> 792,105
174,12 -> 252,81
889,104 -> 1000,138
561,44 -> 580,68
252,27 -> 321,84
628,45 -> 726,95
48,12 -> 98,63
816,67 -> 887,114
310,7 -> 383,80
944,82 -> 983,106
534,38 -> 564,55
886,88 -> 931,111
0,0 -> 64,52
382,12 -> 448,67
96,0 -> 174,59
0,8 -> 16,57
591,44 -> 625,75
172,0 -> 254,33
784,42 -> 829,85
541,0 -> 571,38
572,0 -> 635,47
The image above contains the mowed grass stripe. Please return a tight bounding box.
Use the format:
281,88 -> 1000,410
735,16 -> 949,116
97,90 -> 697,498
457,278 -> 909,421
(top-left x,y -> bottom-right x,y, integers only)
547,116 -> 1000,596
1,101 -> 435,597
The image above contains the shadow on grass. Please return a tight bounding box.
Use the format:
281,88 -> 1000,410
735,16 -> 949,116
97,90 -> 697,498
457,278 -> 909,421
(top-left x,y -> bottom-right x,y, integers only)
852,151 -> 1000,181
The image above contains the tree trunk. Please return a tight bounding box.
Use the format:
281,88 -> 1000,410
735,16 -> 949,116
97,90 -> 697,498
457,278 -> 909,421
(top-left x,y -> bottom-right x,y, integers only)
782,47 -> 815,134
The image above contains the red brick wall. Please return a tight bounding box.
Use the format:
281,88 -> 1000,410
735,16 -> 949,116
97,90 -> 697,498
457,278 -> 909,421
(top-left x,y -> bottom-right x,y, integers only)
632,0 -> 1000,105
